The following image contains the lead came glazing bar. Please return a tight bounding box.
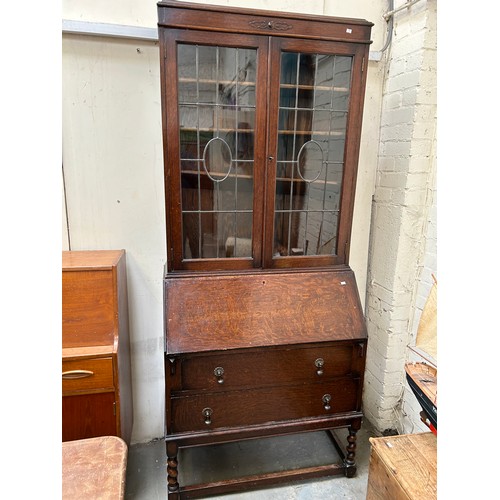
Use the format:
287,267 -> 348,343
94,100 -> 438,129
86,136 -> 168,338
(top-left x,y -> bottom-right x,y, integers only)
287,53 -> 301,256
303,54 -> 320,254
319,55 -> 338,254
196,45 -> 202,258
215,46 -> 220,258
234,48 -> 239,257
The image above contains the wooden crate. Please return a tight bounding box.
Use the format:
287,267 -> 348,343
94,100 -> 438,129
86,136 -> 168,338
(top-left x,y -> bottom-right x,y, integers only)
366,432 -> 437,500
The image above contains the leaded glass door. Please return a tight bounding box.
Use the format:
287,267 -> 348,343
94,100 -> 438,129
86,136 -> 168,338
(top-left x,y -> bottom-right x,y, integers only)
264,38 -> 367,268
162,31 -> 268,271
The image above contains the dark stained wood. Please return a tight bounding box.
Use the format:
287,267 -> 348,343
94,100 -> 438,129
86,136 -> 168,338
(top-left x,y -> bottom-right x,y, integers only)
162,29 -> 269,272
166,413 -> 363,448
336,42 -> 371,267
158,1 -> 373,44
178,463 -> 347,499
263,37 -> 371,269
159,4 -> 371,273
163,27 -> 182,272
167,441 -> 180,494
62,250 -> 133,445
178,342 -> 356,392
171,378 -> 359,433
165,269 -> 366,354
158,2 -> 372,496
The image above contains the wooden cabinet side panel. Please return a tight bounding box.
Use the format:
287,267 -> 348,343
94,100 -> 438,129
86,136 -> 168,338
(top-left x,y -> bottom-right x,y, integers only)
367,434 -> 437,500
115,255 -> 134,445
336,43 -> 372,266
366,449 -> 412,500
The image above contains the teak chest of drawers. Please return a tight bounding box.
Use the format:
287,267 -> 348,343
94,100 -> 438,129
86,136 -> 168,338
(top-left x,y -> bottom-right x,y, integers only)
62,250 -> 133,445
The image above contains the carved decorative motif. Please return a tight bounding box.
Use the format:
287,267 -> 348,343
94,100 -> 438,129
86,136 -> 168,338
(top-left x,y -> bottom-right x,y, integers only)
249,20 -> 293,31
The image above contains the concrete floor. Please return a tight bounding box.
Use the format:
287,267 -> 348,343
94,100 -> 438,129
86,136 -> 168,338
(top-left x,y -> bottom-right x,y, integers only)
125,419 -> 377,499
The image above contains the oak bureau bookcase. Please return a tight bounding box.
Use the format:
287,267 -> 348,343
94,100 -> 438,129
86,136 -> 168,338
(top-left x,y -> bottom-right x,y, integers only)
157,1 -> 372,497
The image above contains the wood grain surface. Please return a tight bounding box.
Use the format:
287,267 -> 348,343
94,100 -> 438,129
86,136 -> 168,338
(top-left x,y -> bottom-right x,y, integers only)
165,269 -> 366,354
178,343 -> 355,391
171,378 -> 359,433
62,250 -> 133,445
62,436 -> 128,499
366,433 -> 437,500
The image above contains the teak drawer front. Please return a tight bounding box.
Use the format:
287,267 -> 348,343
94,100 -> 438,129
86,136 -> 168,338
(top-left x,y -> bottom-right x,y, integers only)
62,358 -> 114,394
179,344 -> 356,392
170,378 -> 359,433
62,392 -> 117,442
63,269 -> 116,348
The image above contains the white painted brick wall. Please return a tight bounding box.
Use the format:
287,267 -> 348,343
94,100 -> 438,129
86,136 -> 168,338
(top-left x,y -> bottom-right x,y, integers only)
364,0 -> 437,434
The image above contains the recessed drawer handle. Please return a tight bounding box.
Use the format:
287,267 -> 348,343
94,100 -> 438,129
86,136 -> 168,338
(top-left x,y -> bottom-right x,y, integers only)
214,367 -> 225,384
315,358 -> 324,376
322,394 -> 332,411
202,407 -> 213,425
62,370 -> 94,380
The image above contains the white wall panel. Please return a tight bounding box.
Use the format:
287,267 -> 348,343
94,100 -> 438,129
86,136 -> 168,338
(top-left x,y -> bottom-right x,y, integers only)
62,34 -> 166,442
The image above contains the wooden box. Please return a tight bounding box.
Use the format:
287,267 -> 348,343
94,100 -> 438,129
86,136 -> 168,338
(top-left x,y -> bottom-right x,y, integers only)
366,432 -> 437,500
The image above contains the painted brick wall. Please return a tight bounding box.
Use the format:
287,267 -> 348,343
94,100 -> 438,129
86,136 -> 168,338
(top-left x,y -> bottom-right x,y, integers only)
363,0 -> 437,434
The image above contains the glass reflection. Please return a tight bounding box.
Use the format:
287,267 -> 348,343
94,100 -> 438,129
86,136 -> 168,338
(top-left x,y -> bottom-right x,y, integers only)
177,43 -> 257,260
274,52 -> 352,258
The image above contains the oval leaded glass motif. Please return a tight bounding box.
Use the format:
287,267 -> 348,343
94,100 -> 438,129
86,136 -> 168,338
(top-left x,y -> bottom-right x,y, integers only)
296,140 -> 325,183
202,137 -> 233,183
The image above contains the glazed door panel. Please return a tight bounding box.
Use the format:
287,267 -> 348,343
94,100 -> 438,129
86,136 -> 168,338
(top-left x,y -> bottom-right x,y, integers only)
265,38 -> 368,269
161,30 -> 269,271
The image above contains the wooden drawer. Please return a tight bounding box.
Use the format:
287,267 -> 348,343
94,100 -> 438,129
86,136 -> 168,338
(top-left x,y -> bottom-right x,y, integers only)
170,377 -> 359,433
62,358 -> 114,395
177,344 -> 358,392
